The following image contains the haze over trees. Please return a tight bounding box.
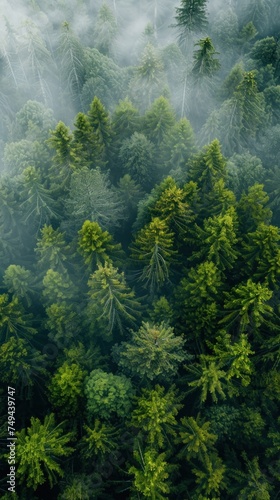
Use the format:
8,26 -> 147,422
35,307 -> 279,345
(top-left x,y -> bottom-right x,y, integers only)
0,0 -> 280,498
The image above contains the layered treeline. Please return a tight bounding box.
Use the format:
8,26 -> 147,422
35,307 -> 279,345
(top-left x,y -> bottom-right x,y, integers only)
0,0 -> 280,499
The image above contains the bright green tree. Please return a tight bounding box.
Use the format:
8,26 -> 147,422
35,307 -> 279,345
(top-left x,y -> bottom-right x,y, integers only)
187,357 -> 228,404
129,447 -> 172,499
48,121 -> 77,186
131,385 -> 182,448
220,279 -> 273,335
77,220 -> 122,272
177,261 -> 222,347
188,139 -> 227,194
192,207 -> 238,272
16,414 -> 73,490
192,452 -> 227,498
117,322 -> 188,381
242,223 -> 280,287
81,419 -> 119,460
178,414 -> 217,462
237,184 -> 272,233
42,269 -> 76,305
71,112 -> 100,169
48,362 -> 85,418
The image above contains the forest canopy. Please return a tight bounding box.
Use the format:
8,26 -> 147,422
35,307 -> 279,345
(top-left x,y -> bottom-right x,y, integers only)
0,0 -> 280,498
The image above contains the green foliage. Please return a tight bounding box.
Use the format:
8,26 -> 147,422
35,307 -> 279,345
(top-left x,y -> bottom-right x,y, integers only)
188,357 -> 228,404
220,279 -> 273,335
174,0 -> 208,51
131,385 -> 182,448
35,225 -> 70,274
78,220 -> 121,271
66,167 -> 125,232
3,265 -> 36,306
237,184 -> 272,232
85,369 -> 134,420
87,262 -> 141,335
131,217 -> 176,292
188,139 -> 226,193
0,293 -> 36,342
192,452 -> 227,498
192,37 -> 220,81
178,414 -> 217,462
94,4 -> 118,57
119,132 -> 155,188
16,414 -> 73,490
48,121 -> 76,185
144,96 -> 176,145
0,337 -> 46,388
42,269 -> 75,305
81,419 -> 119,459
129,447 -> 172,499
117,321 -> 188,381
48,362 -> 85,417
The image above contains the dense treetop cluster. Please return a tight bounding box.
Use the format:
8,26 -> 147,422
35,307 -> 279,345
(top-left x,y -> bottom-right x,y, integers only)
0,0 -> 280,498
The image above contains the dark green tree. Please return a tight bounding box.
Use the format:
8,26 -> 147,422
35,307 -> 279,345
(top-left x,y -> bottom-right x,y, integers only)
87,262 -> 141,335
174,0 -> 208,52
85,369 -> 134,420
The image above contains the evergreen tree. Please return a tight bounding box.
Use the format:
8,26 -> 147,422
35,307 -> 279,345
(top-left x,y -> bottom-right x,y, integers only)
143,96 -> 176,146
129,447 -> 172,499
87,262 -> 141,335
48,362 -> 85,418
116,321 -> 188,382
16,414 -> 73,490
131,385 -> 182,448
131,217 -> 176,292
87,96 -> 111,164
0,294 -> 36,343
119,132 -> 155,189
77,220 -> 122,272
192,36 -> 220,82
174,0 -> 208,52
35,225 -> 70,274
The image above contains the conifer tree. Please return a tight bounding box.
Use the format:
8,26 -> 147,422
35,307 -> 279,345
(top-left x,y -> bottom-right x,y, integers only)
77,220 -> 122,272
129,447 -> 172,499
174,0 -> 208,52
87,262 -> 141,334
87,96 -> 111,164
131,217 -> 176,292
131,385 -> 182,448
188,139 -> 227,194
48,362 -> 85,418
143,96 -> 176,146
116,322 -> 188,382
16,414 -> 73,490
35,225 -> 70,274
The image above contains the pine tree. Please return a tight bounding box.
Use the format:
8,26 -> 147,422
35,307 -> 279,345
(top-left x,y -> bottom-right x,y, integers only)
131,217 -> 176,292
87,262 -> 141,335
119,132 -> 155,189
192,37 -> 220,82
220,279 -> 273,335
47,362 -> 85,417
174,0 -> 208,52
35,225 -> 70,274
129,447 -> 172,499
48,121 -> 77,186
116,321 -> 188,382
188,139 -> 227,194
0,294 -> 36,343
16,414 -> 73,490
178,414 -> 217,462
131,385 -> 182,448
85,369 -> 134,420
87,96 -> 111,164
143,96 -> 176,146
77,220 -> 122,272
